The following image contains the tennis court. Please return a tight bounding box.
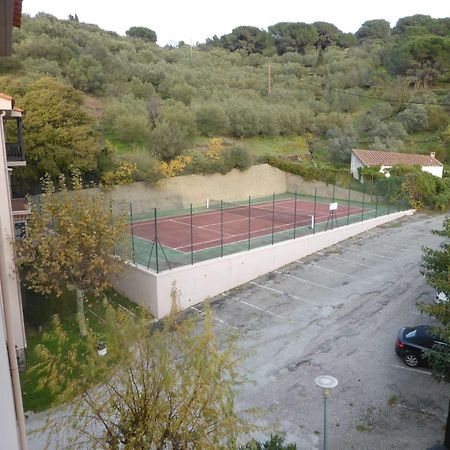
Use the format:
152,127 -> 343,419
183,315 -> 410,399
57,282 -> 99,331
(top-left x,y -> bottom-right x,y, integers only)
116,186 -> 409,272
132,197 -> 364,253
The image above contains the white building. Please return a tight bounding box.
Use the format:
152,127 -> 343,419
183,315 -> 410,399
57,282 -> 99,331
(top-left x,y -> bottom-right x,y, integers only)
351,149 -> 444,180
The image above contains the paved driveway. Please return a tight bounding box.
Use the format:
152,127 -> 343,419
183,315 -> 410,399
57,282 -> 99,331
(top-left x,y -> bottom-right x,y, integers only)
193,212 -> 449,449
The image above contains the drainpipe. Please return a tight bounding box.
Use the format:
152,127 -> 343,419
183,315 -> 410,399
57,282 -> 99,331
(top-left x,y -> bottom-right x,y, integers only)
0,110 -> 28,450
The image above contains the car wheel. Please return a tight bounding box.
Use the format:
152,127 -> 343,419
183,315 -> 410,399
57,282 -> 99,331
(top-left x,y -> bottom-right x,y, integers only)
403,353 -> 419,367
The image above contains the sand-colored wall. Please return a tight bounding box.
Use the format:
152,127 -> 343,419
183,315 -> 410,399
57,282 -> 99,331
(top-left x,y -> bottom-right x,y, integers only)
104,164 -> 371,214
106,164 -> 287,214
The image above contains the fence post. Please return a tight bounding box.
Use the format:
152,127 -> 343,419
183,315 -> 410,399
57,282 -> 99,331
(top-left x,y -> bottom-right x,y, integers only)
387,183 -> 391,215
346,181 -> 351,226
271,193 -> 275,245
248,196 -> 251,250
190,203 -> 194,265
154,208 -> 159,273
129,202 -> 135,264
361,183 -> 365,222
375,183 -> 379,218
293,191 -> 298,239
313,188 -> 317,234
220,200 -> 224,257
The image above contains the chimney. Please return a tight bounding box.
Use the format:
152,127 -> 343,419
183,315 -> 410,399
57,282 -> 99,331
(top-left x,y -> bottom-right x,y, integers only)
430,152 -> 435,158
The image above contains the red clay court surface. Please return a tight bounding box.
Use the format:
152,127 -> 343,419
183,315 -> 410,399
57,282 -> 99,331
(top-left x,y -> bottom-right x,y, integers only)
131,198 -> 364,253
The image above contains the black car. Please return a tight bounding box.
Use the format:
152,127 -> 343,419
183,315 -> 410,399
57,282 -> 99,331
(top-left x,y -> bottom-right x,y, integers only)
395,325 -> 448,368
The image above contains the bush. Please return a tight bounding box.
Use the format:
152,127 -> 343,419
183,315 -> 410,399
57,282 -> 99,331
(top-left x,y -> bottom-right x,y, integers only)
149,121 -> 188,160
195,104 -> 230,136
222,146 -> 253,171
122,151 -> 163,185
240,434 -> 297,450
399,169 -> 450,210
263,155 -> 349,185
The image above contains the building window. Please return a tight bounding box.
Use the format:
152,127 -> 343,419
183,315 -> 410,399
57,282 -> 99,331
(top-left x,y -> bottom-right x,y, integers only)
14,221 -> 27,240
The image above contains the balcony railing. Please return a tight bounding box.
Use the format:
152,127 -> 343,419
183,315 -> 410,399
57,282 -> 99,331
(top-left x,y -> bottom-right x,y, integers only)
6,142 -> 25,162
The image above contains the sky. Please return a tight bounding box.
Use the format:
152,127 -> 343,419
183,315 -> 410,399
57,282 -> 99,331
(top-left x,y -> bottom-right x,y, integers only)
23,0 -> 449,46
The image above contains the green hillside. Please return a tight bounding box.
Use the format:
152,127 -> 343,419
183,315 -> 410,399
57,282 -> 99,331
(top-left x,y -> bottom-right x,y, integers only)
0,13 -> 449,194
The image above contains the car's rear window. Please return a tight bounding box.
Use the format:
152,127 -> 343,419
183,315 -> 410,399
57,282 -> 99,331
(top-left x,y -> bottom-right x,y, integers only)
406,330 -> 417,339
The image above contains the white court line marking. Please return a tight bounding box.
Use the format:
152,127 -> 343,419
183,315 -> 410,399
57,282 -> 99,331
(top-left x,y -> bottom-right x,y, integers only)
390,364 -> 431,375
222,293 -> 286,320
316,252 -> 374,268
274,270 -> 335,290
335,244 -> 393,260
190,306 -> 238,329
308,264 -> 357,279
250,282 -> 318,306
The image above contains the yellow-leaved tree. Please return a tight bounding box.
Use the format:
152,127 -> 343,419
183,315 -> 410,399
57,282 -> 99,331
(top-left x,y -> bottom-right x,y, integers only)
15,171 -> 127,336
31,303 -> 254,449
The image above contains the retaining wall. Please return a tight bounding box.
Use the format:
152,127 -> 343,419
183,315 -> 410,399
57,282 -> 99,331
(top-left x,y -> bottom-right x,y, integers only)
103,164 -> 368,214
113,210 -> 414,319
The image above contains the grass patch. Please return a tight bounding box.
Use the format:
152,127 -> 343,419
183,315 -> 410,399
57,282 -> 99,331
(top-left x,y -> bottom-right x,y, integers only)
388,395 -> 401,407
20,288 -> 141,413
356,423 -> 374,433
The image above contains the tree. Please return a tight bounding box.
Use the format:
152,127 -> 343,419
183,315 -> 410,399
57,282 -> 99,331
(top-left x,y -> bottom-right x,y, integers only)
17,77 -> 102,187
326,125 -> 358,164
397,104 -> 428,132
32,303 -> 252,449
220,26 -> 271,54
15,172 -> 127,336
268,22 -> 318,55
64,55 -> 106,93
125,26 -> 157,43
417,217 -> 450,448
355,19 -> 391,40
312,22 -> 341,50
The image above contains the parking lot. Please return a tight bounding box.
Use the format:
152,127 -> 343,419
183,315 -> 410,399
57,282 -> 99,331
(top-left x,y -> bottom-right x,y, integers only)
193,212 -> 449,449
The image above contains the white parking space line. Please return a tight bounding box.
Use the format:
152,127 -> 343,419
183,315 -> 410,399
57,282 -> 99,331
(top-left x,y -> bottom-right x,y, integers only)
316,252 -> 374,268
274,270 -> 335,290
390,364 -> 431,375
222,293 -> 286,320
190,306 -> 238,329
250,282 -> 318,306
335,244 -> 393,260
309,264 -> 357,279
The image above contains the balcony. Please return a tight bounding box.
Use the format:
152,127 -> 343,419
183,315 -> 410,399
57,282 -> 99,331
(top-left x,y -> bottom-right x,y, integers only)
6,142 -> 25,165
4,116 -> 25,166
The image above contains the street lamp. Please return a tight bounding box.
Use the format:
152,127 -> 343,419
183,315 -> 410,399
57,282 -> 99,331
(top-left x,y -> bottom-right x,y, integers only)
315,375 -> 338,450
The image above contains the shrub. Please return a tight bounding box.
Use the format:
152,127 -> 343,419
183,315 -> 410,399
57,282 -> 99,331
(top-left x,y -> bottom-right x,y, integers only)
239,434 -> 297,450
196,104 -> 230,136
160,156 -> 192,177
222,146 -> 253,171
123,151 -> 163,185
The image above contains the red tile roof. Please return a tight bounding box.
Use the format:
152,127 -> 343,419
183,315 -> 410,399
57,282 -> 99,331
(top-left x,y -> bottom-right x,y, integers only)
352,149 -> 442,167
0,92 -> 13,100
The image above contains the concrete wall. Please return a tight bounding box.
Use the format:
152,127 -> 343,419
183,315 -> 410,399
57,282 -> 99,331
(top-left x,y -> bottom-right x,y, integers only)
104,164 -> 371,214
422,166 -> 443,178
350,153 -> 364,179
114,210 -> 414,319
107,164 -> 287,214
